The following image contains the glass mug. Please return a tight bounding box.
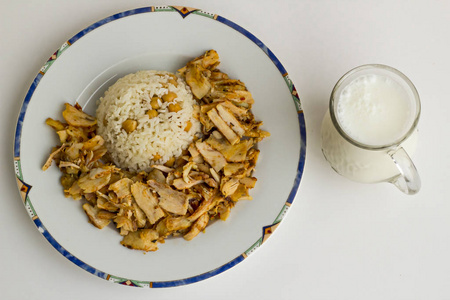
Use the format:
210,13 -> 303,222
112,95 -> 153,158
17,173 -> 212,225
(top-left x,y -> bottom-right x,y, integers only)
321,64 -> 421,194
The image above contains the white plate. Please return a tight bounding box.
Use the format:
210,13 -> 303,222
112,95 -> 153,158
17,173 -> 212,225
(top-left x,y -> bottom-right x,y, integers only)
13,6 -> 306,288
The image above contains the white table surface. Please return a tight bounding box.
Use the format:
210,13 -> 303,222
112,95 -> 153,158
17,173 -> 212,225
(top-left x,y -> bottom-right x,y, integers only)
2,0 -> 449,299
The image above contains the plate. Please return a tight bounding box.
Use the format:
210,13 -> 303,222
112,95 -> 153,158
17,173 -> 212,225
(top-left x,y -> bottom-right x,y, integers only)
13,6 -> 306,288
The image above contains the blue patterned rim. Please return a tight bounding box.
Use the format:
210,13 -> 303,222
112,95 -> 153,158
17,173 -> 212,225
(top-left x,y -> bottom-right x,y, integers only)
13,6 -> 307,288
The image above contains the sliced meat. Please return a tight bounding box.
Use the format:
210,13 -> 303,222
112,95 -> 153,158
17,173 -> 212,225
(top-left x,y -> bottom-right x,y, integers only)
82,203 -> 111,229
130,181 -> 165,224
195,141 -> 227,172
205,133 -> 254,162
206,108 -> 240,145
184,213 -> 210,241
42,144 -> 66,171
172,178 -> 204,190
120,229 -> 159,252
147,180 -> 189,216
240,177 -> 257,188
82,135 -> 104,151
165,216 -> 193,232
109,178 -> 133,199
185,63 -> 211,99
220,177 -> 240,197
62,103 -> 97,127
77,172 -> 111,193
216,103 -> 246,136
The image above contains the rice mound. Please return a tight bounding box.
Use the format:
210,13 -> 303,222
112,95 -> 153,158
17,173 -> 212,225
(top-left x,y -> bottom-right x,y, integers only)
96,70 -> 201,172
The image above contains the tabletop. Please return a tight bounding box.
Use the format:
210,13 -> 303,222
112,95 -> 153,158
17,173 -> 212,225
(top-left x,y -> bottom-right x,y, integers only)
2,1 -> 450,299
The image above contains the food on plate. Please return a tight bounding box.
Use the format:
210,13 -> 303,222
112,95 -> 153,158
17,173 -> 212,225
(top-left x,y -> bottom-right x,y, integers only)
43,50 -> 270,252
96,70 -> 201,172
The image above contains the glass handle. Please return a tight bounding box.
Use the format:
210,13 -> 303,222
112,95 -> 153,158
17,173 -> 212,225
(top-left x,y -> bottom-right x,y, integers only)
388,147 -> 421,195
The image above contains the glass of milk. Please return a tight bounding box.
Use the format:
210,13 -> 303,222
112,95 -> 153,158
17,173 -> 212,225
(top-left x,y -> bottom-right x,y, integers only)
321,64 -> 421,194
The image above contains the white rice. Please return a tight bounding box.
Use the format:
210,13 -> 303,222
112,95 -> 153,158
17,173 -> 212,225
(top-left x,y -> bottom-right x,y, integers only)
96,70 -> 201,172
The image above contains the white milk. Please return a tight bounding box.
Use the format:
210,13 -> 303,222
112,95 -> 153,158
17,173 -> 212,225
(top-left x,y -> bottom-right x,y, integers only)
321,112 -> 418,183
321,74 -> 418,183
336,74 -> 414,146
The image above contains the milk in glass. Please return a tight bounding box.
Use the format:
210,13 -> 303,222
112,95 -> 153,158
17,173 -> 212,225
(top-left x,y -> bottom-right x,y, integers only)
321,73 -> 418,183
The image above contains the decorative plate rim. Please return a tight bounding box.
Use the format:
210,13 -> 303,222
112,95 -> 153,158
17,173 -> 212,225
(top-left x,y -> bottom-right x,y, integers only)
13,5 -> 307,288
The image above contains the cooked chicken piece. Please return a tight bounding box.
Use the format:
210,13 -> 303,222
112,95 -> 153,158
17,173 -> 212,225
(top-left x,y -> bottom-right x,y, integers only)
154,219 -> 170,239
185,63 -> 211,99
165,216 -> 193,232
246,148 -> 260,175
96,210 -> 116,220
83,135 -> 104,151
130,181 -> 165,225
42,144 -> 66,171
88,166 -> 117,179
82,203 -> 111,229
245,127 -> 271,140
200,102 -> 220,113
130,171 -> 148,183
114,215 -> 137,232
90,147 -> 108,165
62,103 -> 97,127
189,193 -> 221,221
196,163 -> 212,175
216,201 -> 233,221
66,126 -> 89,142
64,142 -> 84,160
209,167 -> 220,183
96,196 -> 119,212
178,49 -> 220,75
220,177 -> 240,197
151,165 -> 174,174
106,191 -> 119,204
119,228 -> 129,236
212,78 -> 246,88
240,177 -> 257,188
209,89 -> 254,105
56,130 -> 69,143
218,100 -> 249,119
182,162 -> 197,183
205,133 -> 254,162
192,103 -> 200,120
204,177 -> 218,188
165,171 -> 175,186
147,180 -> 189,216
77,172 -> 111,193
59,161 -> 80,170
132,202 -> 147,228
193,184 -> 216,202
188,143 -> 203,164
199,111 -> 215,133
199,49 -> 220,69
172,178 -> 204,190
216,103 -> 246,137
45,118 -> 67,131
109,178 -> 133,199
120,195 -> 133,207
121,229 -> 159,252
195,141 -> 227,172
206,108 -> 240,145
184,213 -> 209,241
229,184 -> 252,202
209,70 -> 229,81
60,173 -> 78,192
147,168 -> 166,184
223,163 -> 247,178
66,181 -> 82,200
